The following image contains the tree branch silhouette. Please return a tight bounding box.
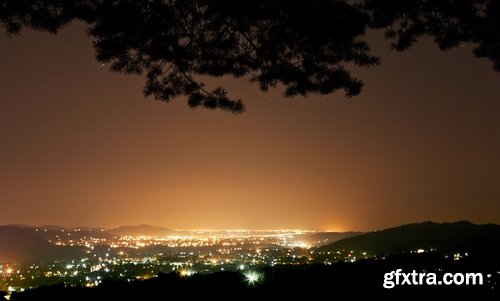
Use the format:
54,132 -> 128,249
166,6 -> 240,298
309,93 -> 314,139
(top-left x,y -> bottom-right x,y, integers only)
366,0 -> 500,70
1,0 -> 498,113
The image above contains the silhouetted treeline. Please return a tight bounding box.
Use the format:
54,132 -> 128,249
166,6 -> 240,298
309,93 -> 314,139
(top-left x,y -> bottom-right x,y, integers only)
1,0 -> 498,112
7,253 -> 500,300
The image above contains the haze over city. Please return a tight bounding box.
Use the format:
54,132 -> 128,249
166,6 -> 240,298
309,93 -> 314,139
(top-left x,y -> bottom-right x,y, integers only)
1,18 -> 499,232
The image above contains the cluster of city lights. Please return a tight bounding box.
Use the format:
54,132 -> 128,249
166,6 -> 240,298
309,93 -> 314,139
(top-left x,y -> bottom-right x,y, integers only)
0,230 -> 317,293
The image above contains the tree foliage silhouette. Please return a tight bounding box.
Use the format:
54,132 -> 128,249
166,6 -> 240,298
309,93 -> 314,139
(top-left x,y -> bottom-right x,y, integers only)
366,0 -> 500,70
1,0 -> 498,113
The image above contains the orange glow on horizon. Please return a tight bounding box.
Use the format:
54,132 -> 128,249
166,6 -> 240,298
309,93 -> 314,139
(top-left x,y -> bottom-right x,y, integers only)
1,23 -> 499,230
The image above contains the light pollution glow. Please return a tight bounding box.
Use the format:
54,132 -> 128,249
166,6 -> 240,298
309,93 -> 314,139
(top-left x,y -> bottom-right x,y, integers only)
0,23 -> 499,231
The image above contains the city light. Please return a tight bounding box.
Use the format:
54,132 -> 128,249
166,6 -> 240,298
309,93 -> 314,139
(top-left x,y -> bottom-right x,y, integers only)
244,271 -> 261,285
0,229 -> 325,292
179,269 -> 195,277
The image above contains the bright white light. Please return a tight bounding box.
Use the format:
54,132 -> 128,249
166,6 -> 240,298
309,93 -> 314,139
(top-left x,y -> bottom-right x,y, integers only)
244,271 -> 261,284
238,264 -> 245,270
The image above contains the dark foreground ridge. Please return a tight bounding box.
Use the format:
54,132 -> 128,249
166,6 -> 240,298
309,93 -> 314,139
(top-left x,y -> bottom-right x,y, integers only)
6,253 -> 500,300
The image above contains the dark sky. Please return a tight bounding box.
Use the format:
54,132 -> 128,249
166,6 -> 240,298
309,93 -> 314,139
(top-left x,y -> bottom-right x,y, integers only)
1,22 -> 499,231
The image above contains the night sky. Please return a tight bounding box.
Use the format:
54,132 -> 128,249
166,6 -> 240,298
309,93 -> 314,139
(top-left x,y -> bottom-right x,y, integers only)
1,22 -> 499,231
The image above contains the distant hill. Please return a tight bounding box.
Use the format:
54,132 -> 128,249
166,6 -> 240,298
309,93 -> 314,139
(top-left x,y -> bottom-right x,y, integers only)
40,225 -> 67,231
0,226 -> 81,263
5,224 -> 33,229
109,224 -> 174,237
317,221 -> 500,256
303,232 -> 362,246
32,226 -> 115,242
